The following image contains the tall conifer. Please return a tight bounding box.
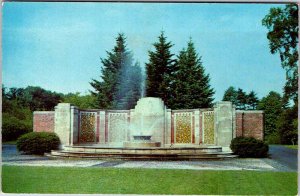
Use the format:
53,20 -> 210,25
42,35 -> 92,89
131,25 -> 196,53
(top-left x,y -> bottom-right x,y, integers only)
145,32 -> 176,106
223,86 -> 238,105
90,33 -> 142,109
171,39 -> 214,109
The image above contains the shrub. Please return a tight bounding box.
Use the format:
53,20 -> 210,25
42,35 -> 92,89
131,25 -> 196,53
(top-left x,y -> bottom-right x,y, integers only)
2,114 -> 32,142
265,132 -> 281,144
17,132 -> 60,155
230,137 -> 269,158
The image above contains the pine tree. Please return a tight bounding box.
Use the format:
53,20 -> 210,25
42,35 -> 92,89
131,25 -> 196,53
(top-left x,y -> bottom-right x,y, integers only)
171,39 -> 214,109
145,32 -> 176,107
116,62 -> 143,109
236,88 -> 247,110
129,63 -> 143,107
90,33 -> 142,109
246,91 -> 259,110
222,86 -> 238,105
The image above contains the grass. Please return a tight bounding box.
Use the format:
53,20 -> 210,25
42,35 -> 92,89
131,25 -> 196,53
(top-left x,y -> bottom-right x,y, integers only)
2,140 -> 17,145
284,145 -> 298,150
2,165 -> 298,195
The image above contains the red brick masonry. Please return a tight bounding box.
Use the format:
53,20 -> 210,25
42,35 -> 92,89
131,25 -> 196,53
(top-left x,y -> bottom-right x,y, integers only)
33,112 -> 55,133
236,111 -> 264,140
33,110 -> 264,141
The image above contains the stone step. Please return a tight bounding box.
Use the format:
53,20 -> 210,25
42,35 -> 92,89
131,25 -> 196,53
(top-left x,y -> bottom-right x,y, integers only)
62,146 -> 223,154
47,150 -> 237,160
52,150 -> 232,155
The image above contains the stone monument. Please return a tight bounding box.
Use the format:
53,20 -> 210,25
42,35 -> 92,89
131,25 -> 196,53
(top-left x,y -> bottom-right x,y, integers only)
124,97 -> 165,148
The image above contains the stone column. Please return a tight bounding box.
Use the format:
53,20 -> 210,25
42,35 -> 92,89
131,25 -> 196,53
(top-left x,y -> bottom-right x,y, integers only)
214,101 -> 236,147
165,109 -> 172,146
232,105 -> 237,139
194,110 -> 200,145
99,111 -> 106,144
54,103 -> 72,147
70,106 -> 79,145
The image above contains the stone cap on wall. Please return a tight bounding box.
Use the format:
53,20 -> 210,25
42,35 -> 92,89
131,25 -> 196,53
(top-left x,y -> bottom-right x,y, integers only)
236,110 -> 264,113
33,111 -> 55,114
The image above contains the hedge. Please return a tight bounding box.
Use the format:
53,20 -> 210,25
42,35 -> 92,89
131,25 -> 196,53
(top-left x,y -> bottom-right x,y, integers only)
230,137 -> 269,158
17,132 -> 60,155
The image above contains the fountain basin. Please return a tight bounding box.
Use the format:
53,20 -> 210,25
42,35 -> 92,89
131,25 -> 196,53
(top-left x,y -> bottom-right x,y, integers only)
123,135 -> 161,148
133,135 -> 152,141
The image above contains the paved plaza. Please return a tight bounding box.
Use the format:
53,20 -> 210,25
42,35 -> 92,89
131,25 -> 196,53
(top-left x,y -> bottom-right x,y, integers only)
2,144 -> 297,172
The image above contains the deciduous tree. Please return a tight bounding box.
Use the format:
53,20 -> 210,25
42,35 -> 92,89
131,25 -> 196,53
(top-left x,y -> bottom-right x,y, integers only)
262,4 -> 298,104
257,91 -> 283,142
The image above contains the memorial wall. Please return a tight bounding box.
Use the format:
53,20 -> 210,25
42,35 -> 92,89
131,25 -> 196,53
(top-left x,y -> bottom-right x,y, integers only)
33,98 -> 264,147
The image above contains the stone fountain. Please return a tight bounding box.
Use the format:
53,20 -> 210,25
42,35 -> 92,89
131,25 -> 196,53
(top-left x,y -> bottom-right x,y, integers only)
123,135 -> 161,148
123,97 -> 165,148
39,97 -> 251,159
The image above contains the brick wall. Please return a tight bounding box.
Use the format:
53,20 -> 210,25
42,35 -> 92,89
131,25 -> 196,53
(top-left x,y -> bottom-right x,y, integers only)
33,112 -> 55,133
236,111 -> 264,140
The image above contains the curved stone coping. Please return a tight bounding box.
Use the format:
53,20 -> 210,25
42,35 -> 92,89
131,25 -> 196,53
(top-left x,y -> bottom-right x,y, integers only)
55,151 -> 232,155
64,145 -> 222,150
49,150 -> 237,160
123,141 -> 161,148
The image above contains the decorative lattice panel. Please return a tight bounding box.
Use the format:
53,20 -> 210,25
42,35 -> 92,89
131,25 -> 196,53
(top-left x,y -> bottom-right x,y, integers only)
108,113 -> 127,143
79,112 -> 96,143
175,112 -> 192,143
203,111 -> 215,144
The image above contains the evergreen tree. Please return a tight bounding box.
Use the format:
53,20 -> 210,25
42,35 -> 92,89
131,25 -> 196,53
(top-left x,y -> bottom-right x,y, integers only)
236,88 -> 247,110
171,40 -> 214,109
116,62 -> 143,109
246,91 -> 259,110
90,34 -> 124,109
90,33 -> 142,109
145,32 -> 176,106
129,63 -> 143,108
223,87 -> 259,110
222,86 -> 238,105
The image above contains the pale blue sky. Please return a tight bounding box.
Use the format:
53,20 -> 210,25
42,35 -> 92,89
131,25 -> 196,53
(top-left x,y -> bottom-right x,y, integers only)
3,2 -> 286,101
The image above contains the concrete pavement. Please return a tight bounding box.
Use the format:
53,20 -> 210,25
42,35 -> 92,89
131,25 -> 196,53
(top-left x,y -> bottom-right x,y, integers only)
2,144 -> 297,172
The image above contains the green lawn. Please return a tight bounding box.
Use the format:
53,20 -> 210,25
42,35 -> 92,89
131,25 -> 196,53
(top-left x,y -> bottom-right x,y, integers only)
2,140 -> 17,145
285,145 -> 298,150
2,165 -> 297,195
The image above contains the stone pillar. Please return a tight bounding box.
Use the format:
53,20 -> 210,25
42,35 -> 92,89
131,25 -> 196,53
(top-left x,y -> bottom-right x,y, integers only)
70,106 -> 79,145
232,105 -> 237,139
99,111 -> 106,144
55,103 -> 72,147
194,110 -> 200,145
165,109 -> 172,146
214,101 -> 236,147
